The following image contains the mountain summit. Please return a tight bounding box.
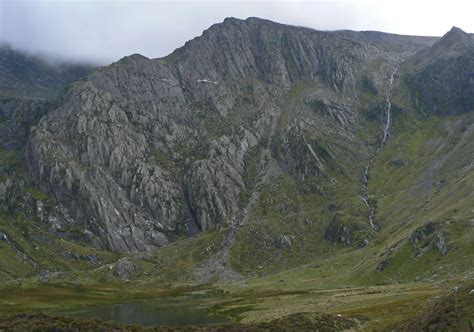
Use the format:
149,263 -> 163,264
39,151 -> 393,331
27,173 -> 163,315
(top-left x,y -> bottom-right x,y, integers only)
408,25 -> 474,114
0,20 -> 473,330
20,18 -> 472,256
25,17 -> 433,251
440,26 -> 472,43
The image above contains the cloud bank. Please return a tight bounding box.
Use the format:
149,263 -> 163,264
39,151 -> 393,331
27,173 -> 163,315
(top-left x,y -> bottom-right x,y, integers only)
1,0 -> 473,65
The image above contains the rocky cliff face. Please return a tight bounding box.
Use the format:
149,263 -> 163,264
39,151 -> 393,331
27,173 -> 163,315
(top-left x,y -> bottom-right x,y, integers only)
0,98 -> 50,150
26,17 -> 440,252
406,27 -> 474,114
0,47 -> 93,250
0,46 -> 92,149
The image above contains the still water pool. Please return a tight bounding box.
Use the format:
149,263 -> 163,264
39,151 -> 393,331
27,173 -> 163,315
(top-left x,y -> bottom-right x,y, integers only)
57,300 -> 230,326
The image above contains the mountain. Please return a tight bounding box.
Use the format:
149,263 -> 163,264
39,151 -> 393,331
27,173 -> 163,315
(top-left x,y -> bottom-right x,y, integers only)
25,17 -> 436,252
0,46 -> 93,150
0,47 -> 102,283
0,45 -> 92,98
406,26 -> 474,114
0,18 -> 473,331
334,29 -> 438,52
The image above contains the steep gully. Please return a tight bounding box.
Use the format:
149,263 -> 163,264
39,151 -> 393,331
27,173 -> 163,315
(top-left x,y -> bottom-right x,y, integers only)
195,70 -> 398,280
361,69 -> 397,231
194,108 -> 282,282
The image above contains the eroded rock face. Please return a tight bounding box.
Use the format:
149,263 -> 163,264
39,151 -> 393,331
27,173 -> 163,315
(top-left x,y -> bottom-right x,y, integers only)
411,223 -> 449,256
184,134 -> 250,231
26,18 -> 422,251
407,27 -> 474,115
113,258 -> 140,280
324,215 -> 354,246
0,98 -> 51,150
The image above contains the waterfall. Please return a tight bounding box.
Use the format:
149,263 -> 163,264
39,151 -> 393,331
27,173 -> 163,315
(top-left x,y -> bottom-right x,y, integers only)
361,160 -> 377,231
381,69 -> 397,147
361,69 -> 397,232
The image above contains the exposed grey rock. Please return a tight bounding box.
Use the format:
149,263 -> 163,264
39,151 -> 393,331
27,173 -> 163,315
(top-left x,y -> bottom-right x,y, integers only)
3,18 -> 473,287
433,233 -> 448,256
411,222 -> 438,244
324,214 -> 355,246
407,27 -> 474,115
411,223 -> 450,256
0,98 -> 51,150
334,30 -> 438,53
376,259 -> 390,271
275,234 -> 293,249
24,17 -> 436,252
113,258 -> 140,280
0,46 -> 92,152
35,200 -> 46,222
63,251 -> 100,265
0,179 -> 10,203
0,177 -> 27,214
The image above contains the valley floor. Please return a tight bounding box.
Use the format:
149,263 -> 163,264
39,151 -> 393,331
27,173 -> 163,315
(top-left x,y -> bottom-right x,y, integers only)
0,271 -> 473,331
1,20 -> 474,332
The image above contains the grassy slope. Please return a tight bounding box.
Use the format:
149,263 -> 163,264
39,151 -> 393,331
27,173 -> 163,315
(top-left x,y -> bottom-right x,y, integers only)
0,60 -> 472,331
0,145 -> 121,285
209,72 -> 473,329
364,76 -> 474,283
0,212 -> 120,284
226,63 -> 473,281
229,79 -> 377,276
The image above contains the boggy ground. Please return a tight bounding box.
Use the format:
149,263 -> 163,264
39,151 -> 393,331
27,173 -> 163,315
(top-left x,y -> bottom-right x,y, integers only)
0,276 -> 472,331
0,312 -> 355,332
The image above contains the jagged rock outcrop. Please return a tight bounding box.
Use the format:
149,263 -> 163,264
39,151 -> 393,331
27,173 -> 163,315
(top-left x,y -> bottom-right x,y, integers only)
274,234 -> 294,249
26,17 -> 437,252
406,27 -> 474,115
324,214 -> 355,246
112,258 -> 140,280
0,47 -> 94,251
411,222 -> 449,256
0,97 -> 52,149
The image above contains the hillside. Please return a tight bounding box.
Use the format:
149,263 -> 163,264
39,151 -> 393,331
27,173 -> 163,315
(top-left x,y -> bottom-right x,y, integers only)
0,18 -> 472,330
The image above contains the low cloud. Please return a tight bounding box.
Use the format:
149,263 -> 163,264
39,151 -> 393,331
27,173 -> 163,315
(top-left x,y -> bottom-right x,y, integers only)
1,0 -> 473,65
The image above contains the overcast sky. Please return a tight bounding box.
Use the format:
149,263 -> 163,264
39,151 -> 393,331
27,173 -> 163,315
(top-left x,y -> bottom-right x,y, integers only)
1,0 -> 474,65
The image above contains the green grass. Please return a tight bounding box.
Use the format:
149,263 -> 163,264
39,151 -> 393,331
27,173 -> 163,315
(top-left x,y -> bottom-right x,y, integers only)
0,149 -> 26,175
0,52 -> 473,331
25,187 -> 50,201
150,148 -> 181,180
123,230 -> 226,284
0,279 -> 471,331
230,173 -> 338,275
0,212 -> 120,284
228,78 -> 385,275
362,106 -> 474,283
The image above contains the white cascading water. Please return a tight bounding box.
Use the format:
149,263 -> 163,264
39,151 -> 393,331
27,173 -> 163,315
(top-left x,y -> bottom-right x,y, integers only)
381,69 -> 397,147
361,69 -> 397,231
